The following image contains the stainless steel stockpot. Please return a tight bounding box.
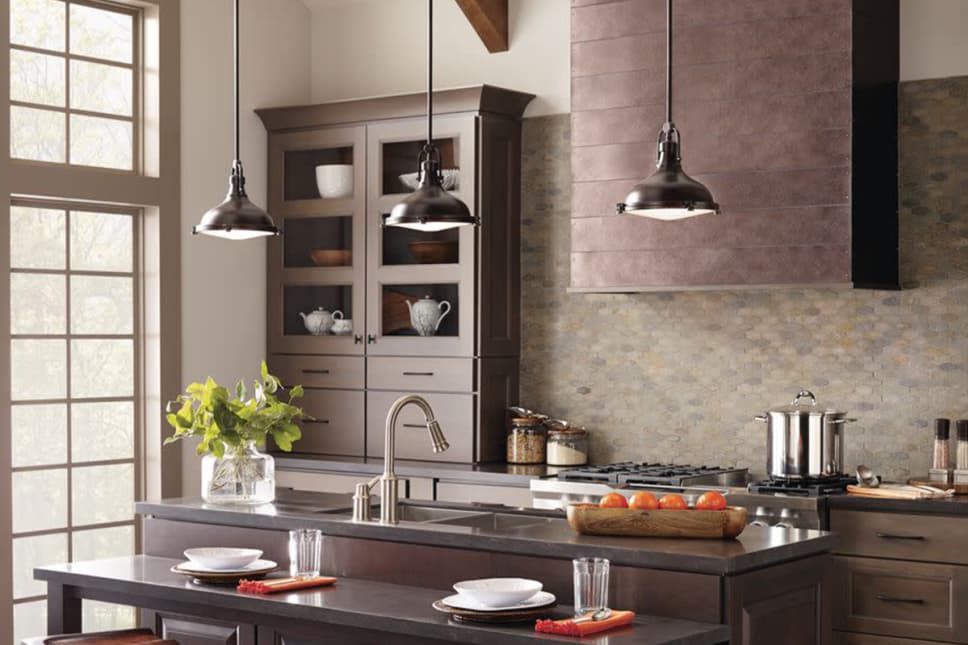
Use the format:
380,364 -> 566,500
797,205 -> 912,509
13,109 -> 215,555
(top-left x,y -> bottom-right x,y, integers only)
755,390 -> 856,479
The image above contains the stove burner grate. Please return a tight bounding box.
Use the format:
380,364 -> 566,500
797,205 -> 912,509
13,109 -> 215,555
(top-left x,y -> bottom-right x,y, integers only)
747,475 -> 857,497
557,462 -> 744,486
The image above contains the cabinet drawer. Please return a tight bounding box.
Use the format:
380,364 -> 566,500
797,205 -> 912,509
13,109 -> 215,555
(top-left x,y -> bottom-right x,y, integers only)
289,389 -> 364,457
367,391 -> 474,462
271,355 -> 364,390
832,555 -> 968,643
367,357 -> 474,393
830,510 -> 968,565
436,482 -> 532,507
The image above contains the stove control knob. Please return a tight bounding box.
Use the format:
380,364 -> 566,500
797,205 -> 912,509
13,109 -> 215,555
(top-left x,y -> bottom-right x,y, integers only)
749,520 -> 769,528
775,521 -> 795,529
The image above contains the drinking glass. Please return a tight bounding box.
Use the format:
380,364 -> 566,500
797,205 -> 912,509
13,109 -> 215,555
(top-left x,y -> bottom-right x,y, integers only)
289,528 -> 322,577
573,557 -> 610,616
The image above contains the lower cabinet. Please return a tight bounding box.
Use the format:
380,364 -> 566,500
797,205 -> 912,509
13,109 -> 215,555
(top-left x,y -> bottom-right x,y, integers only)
144,610 -> 256,645
834,633 -> 951,645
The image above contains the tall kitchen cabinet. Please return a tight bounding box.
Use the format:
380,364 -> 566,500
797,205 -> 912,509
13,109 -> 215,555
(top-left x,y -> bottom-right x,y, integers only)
257,86 -> 534,464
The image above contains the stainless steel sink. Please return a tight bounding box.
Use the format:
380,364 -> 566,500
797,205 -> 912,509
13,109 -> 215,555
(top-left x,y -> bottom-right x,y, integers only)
433,512 -> 556,531
394,505 -> 484,523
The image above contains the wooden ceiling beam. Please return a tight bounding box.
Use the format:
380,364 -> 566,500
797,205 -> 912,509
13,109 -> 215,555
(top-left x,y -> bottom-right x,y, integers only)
455,0 -> 509,53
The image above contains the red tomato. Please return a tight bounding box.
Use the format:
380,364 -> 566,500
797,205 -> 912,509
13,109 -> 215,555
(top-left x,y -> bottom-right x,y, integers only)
599,492 -> 629,508
658,494 -> 688,510
629,491 -> 659,510
695,491 -> 727,511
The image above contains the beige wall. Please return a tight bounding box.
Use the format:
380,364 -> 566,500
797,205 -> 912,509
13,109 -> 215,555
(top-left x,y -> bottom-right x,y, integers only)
305,0 -> 569,116
900,0 -> 968,81
179,0 -> 311,495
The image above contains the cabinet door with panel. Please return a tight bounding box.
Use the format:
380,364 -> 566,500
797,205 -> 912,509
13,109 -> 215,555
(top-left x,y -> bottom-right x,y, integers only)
365,116 -> 477,357
145,610 -> 255,645
267,126 -> 366,355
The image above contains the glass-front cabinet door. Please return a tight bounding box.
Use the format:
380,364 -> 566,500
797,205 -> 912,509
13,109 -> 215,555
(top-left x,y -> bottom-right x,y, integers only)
365,116 -> 476,357
268,126 -> 365,355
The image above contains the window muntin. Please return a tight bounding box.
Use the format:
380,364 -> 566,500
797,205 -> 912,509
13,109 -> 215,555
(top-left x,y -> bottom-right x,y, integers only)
9,0 -> 139,171
8,201 -> 140,642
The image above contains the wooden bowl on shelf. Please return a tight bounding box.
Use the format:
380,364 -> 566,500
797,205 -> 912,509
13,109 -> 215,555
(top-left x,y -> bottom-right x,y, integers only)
310,249 -> 351,267
408,240 -> 458,264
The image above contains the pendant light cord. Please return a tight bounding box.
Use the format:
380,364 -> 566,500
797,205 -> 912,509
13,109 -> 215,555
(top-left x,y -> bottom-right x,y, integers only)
426,0 -> 433,147
665,0 -> 672,124
234,0 -> 241,167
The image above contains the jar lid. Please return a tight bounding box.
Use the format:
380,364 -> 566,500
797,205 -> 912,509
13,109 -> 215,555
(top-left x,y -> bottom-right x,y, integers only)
511,416 -> 543,426
549,426 -> 587,436
936,418 -> 951,439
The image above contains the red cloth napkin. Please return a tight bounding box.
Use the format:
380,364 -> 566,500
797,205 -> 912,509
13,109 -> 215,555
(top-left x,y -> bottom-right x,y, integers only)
238,576 -> 337,594
535,610 -> 635,637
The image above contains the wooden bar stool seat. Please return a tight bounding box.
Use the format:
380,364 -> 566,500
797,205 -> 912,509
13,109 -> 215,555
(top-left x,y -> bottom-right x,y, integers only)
20,628 -> 177,645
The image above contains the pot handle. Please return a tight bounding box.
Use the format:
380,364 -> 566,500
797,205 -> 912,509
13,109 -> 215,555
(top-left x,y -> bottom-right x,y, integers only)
791,390 -> 817,406
754,415 -> 769,422
828,418 -> 858,424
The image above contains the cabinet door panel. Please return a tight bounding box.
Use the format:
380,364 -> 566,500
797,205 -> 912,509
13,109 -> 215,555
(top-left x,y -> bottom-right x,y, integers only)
365,116 -> 476,358
366,391 -> 474,462
279,389 -> 364,457
149,611 -> 255,645
830,509 -> 968,565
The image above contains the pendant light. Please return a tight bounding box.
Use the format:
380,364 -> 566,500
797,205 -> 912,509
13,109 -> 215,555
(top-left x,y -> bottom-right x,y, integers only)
193,0 -> 279,240
384,0 -> 478,231
616,0 -> 719,221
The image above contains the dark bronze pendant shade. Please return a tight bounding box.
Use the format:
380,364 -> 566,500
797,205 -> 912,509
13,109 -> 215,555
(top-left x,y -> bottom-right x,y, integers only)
193,0 -> 279,240
617,0 -> 719,221
385,0 -> 477,231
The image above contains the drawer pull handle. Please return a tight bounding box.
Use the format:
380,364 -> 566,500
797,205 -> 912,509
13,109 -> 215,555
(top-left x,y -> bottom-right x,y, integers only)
875,532 -> 926,541
402,371 -> 435,377
402,423 -> 426,429
876,594 -> 925,605
301,369 -> 330,375
304,419 -> 330,425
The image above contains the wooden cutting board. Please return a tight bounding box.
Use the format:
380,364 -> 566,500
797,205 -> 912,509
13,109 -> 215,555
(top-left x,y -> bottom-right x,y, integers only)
566,504 -> 747,539
908,478 -> 968,495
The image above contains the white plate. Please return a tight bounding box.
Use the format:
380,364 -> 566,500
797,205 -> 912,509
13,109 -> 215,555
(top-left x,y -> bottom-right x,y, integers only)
441,590 -> 556,613
184,547 -> 263,570
174,558 -> 277,575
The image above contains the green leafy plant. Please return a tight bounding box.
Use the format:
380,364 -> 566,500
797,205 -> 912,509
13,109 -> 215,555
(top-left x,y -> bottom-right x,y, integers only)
165,361 -> 308,457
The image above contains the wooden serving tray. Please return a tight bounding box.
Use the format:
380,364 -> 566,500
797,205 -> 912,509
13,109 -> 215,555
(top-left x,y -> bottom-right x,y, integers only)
566,504 -> 748,539
908,478 -> 968,495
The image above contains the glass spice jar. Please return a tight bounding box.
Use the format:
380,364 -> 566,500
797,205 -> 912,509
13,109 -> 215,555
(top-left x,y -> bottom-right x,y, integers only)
546,427 -> 589,466
507,417 -> 547,464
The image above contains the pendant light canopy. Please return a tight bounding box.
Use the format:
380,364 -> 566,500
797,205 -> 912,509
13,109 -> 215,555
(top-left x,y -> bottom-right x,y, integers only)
385,0 -> 477,231
616,0 -> 719,221
193,0 -> 279,240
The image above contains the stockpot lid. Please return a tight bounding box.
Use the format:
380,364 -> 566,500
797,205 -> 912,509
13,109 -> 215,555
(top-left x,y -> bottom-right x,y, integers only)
766,390 -> 847,417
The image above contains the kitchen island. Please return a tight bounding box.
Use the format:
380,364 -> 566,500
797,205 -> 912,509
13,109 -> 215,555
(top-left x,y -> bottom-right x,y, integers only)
130,489 -> 837,644
36,556 -> 729,645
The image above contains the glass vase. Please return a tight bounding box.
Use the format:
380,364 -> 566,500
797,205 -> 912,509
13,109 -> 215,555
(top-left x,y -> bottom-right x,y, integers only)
201,441 -> 275,505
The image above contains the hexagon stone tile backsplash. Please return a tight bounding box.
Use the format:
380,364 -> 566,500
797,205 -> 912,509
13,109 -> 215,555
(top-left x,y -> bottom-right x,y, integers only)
519,76 -> 968,481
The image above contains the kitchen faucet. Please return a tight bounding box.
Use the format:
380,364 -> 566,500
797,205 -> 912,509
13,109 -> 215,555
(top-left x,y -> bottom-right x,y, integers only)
352,395 -> 449,524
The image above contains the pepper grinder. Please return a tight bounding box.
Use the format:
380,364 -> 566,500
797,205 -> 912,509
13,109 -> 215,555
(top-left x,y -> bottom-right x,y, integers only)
954,420 -> 968,485
929,418 -> 952,483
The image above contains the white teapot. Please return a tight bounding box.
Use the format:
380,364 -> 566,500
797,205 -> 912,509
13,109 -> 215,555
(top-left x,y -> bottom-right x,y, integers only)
407,296 -> 451,337
299,308 -> 343,335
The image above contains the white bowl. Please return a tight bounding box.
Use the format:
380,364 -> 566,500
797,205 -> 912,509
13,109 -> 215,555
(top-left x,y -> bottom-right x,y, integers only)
183,547 -> 263,571
315,164 -> 354,199
399,169 -> 459,191
452,578 -> 543,607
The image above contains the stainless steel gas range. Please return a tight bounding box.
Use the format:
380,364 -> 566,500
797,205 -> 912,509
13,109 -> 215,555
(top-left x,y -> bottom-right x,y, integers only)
530,462 -> 854,530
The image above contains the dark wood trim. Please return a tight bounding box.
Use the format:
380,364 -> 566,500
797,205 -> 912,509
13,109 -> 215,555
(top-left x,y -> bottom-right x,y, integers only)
455,0 -> 509,53
256,85 -> 535,133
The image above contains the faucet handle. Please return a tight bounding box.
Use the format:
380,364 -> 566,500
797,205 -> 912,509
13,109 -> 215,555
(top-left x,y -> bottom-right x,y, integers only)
351,475 -> 381,523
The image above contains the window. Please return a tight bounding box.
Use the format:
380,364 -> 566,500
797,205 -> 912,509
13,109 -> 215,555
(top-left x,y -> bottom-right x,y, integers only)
10,0 -> 138,170
9,200 -> 140,642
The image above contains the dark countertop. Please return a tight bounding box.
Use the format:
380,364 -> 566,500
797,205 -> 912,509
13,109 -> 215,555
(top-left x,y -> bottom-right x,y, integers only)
828,493 -> 968,515
36,556 -> 730,645
274,453 -> 562,487
136,492 -> 838,576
